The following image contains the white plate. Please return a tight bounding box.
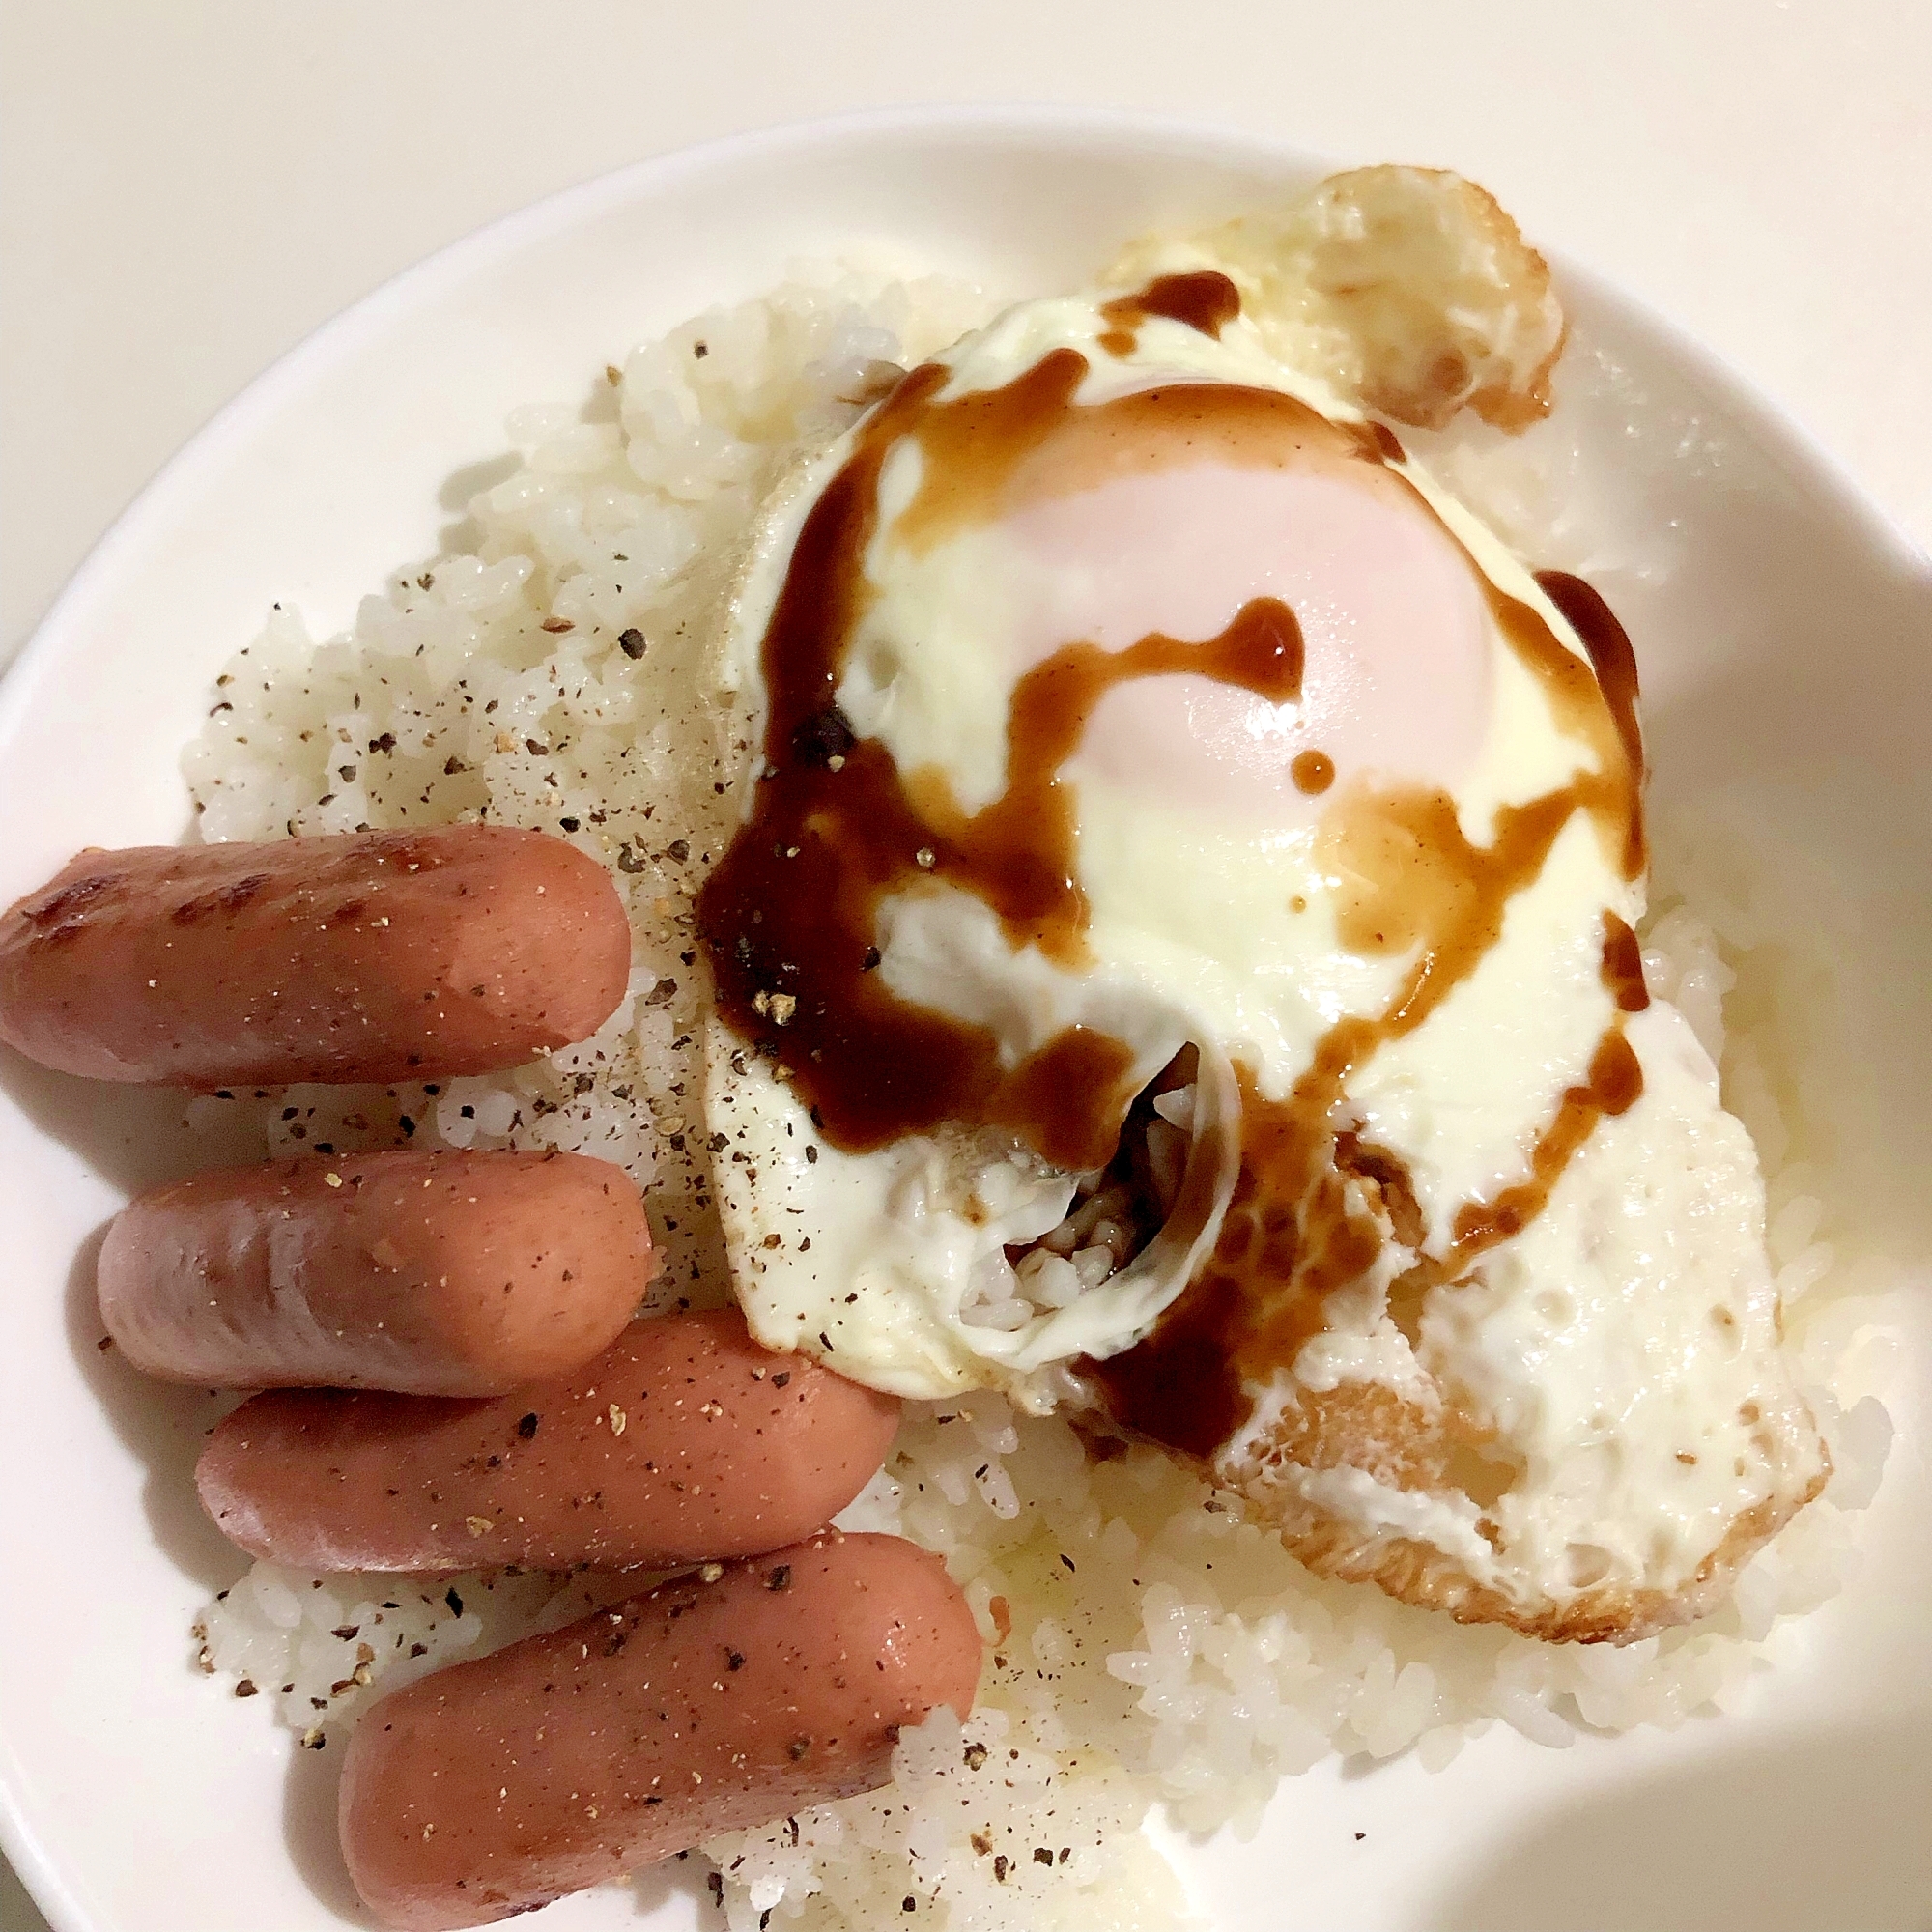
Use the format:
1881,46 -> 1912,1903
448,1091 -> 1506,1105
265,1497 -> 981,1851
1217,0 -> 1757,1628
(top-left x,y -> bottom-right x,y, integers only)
2,107 -> 1929,1932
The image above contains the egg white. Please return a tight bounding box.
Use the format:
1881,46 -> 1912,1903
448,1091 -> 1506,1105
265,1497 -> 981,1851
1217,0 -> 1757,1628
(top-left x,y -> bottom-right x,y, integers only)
706,292 -> 1619,1384
698,283 -> 1822,1616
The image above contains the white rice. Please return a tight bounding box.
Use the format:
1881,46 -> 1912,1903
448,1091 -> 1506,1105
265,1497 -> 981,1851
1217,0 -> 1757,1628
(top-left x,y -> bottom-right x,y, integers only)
182,265 -> 1901,1930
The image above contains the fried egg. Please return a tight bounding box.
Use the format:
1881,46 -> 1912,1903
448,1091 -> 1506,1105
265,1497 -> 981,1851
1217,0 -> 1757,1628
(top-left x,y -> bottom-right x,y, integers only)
695,172 -> 1826,1641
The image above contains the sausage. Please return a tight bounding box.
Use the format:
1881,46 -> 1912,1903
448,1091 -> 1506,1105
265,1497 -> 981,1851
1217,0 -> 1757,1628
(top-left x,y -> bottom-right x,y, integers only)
99,1149 -> 652,1395
195,1308 -> 900,1570
338,1530 -> 980,1931
0,825 -> 630,1086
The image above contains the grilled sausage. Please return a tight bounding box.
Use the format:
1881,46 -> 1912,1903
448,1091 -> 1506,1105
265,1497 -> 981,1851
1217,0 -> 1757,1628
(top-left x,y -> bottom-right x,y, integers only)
195,1308 -> 900,1569
338,1531 -> 980,1931
0,825 -> 629,1086
99,1149 -> 652,1395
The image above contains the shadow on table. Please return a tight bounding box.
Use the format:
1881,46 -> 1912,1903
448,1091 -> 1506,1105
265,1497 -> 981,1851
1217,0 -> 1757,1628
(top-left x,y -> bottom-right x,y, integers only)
0,1038 -> 264,1197
1427,1714 -> 1932,1932
283,1738 -> 363,1924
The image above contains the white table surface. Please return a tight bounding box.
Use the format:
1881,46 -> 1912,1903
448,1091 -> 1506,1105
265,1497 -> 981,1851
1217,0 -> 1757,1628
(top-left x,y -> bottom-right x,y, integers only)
2,2 -> 1928,1926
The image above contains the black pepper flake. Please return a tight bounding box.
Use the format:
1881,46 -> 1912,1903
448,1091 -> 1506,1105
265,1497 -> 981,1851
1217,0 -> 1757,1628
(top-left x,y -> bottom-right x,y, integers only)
445,1587 -> 464,1617
517,1413 -> 540,1440
558,816 -> 580,833
616,843 -> 648,874
666,838 -> 690,864
805,1145 -> 818,1165
708,1872 -> 724,1906
860,947 -> 882,972
693,341 -> 709,358
786,1736 -> 810,1760
771,1372 -> 790,1388
1033,1848 -> 1053,1866
1059,1554 -> 1076,1573
235,1679 -> 259,1698
443,754 -> 467,775
618,628 -> 647,659
709,1132 -> 729,1153
963,1743 -> 987,1770
993,1855 -> 1009,1883
766,1565 -> 791,1592
903,1900 -> 917,1915
1354,1831 -> 1366,1841
398,1115 -> 416,1137
368,732 -> 396,754
726,1651 -> 745,1671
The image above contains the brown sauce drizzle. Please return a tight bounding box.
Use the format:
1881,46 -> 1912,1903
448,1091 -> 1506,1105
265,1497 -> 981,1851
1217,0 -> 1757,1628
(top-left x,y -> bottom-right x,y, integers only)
1537,569 -> 1645,876
1097,270 -> 1243,356
893,353 -> 1373,558
1600,911 -> 1651,1012
696,321 -> 1647,1463
1089,764 -> 1627,1450
1291,749 -> 1335,795
697,589 -> 1303,1161
909,597 -> 1303,968
1094,584 -> 1646,1457
699,350 -> 1359,1163
1445,1026 -> 1642,1264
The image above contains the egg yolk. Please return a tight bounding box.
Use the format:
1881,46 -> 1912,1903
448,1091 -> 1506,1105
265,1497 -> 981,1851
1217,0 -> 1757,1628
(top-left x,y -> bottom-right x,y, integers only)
968,449 -> 1492,824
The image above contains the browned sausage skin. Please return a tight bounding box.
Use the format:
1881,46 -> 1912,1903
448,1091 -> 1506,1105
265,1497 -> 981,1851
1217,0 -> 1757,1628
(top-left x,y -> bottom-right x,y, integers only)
0,825 -> 629,1086
99,1148 -> 653,1395
339,1530 -> 981,1932
196,1308 -> 900,1569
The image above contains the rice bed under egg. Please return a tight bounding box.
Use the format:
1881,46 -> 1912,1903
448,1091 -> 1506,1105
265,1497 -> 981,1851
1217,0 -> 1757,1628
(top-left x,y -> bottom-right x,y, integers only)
185,264 -> 1898,1931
